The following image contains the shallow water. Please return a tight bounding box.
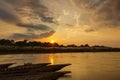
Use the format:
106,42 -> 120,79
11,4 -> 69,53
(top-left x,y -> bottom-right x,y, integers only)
0,52 -> 120,80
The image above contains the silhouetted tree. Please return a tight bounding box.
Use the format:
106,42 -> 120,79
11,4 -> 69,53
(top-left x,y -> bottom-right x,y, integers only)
79,45 -> 84,47
84,44 -> 90,47
92,45 -> 105,48
52,43 -> 59,47
15,40 -> 28,47
43,42 -> 52,47
27,41 -> 42,47
0,39 -> 13,46
59,44 -> 64,47
67,44 -> 77,47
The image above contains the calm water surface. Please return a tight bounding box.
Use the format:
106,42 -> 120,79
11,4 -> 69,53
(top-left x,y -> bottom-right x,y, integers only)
0,52 -> 120,80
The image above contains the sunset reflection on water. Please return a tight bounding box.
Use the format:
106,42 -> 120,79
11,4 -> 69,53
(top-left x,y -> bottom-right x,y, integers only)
49,54 -> 55,64
0,52 -> 120,80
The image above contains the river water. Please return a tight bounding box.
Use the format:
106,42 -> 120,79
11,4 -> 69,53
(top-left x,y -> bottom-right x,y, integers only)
0,52 -> 120,80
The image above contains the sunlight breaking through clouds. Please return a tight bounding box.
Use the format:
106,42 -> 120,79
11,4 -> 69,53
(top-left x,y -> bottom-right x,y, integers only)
0,0 -> 120,47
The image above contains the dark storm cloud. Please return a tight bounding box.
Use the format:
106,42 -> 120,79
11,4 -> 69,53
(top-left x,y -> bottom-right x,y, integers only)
9,30 -> 55,39
17,23 -> 52,31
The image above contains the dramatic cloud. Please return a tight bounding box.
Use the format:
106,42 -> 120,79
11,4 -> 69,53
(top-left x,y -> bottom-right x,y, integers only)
0,1 -> 20,23
9,30 -> 55,40
17,23 -> 52,31
39,30 -> 55,38
71,0 -> 120,31
0,0 -> 56,39
72,0 -> 104,11
0,0 -> 55,23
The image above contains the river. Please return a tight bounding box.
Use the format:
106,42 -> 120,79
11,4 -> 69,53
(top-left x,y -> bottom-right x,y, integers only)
0,52 -> 120,80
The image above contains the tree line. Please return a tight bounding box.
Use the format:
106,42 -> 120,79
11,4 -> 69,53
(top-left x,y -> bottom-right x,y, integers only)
0,39 -> 106,48
0,39 -> 59,47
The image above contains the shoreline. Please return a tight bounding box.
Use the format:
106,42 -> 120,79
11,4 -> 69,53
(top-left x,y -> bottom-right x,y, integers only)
0,47 -> 120,54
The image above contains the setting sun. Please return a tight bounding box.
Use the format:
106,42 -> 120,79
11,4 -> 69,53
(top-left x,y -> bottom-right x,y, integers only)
50,40 -> 55,44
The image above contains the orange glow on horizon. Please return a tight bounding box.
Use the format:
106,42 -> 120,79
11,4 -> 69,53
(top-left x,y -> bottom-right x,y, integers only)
50,39 -> 55,44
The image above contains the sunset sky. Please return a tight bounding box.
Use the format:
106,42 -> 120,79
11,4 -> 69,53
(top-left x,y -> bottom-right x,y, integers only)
0,0 -> 120,47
